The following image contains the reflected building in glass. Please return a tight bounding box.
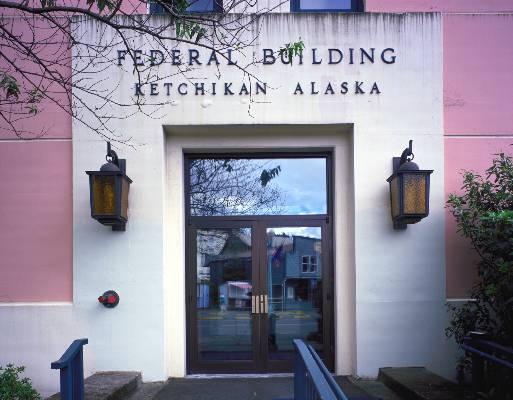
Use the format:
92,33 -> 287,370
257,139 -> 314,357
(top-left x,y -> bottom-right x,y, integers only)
267,228 -> 324,358
196,229 -> 253,312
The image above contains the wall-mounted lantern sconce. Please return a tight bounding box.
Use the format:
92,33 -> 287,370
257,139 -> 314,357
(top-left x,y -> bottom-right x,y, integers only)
86,142 -> 132,231
386,140 -> 433,230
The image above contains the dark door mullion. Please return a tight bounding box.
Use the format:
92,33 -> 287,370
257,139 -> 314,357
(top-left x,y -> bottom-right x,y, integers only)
257,220 -> 269,373
189,214 -> 328,225
252,220 -> 263,372
186,226 -> 199,373
321,221 -> 334,371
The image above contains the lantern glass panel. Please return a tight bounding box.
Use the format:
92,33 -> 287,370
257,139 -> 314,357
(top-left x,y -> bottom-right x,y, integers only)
120,177 -> 130,219
403,173 -> 426,215
92,175 -> 116,215
390,176 -> 401,218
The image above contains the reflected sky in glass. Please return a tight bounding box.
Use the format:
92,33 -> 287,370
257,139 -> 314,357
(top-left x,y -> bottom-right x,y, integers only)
268,226 -> 321,239
300,0 -> 352,10
189,157 -> 327,216
272,158 -> 326,215
186,0 -> 214,11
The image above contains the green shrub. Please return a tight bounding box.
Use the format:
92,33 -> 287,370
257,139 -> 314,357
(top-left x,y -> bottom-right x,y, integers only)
446,152 -> 513,398
0,364 -> 41,400
446,152 -> 513,345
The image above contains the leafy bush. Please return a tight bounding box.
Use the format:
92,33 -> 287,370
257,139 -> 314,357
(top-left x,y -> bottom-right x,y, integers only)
0,364 -> 41,400
446,152 -> 513,398
445,152 -> 513,344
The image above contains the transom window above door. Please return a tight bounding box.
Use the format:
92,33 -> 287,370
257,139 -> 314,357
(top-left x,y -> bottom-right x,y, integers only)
291,0 -> 363,12
186,155 -> 329,216
150,0 -> 222,14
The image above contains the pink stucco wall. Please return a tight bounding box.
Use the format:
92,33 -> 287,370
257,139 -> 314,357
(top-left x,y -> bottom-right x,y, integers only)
0,141 -> 72,302
0,14 -> 73,301
443,13 -> 513,298
0,16 -> 72,140
0,3 -> 144,141
444,14 -> 513,135
366,0 -> 513,12
1,4 -> 512,302
444,138 -> 513,298
0,2 -> 145,302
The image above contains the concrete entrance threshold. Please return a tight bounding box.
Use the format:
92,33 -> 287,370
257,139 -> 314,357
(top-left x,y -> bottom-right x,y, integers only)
152,376 -> 377,400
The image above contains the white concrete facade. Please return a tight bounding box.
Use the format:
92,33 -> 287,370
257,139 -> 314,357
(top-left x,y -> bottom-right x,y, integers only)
0,13 -> 454,396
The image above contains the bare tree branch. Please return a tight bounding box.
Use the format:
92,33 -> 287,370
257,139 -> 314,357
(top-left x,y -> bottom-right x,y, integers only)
0,0 -> 296,144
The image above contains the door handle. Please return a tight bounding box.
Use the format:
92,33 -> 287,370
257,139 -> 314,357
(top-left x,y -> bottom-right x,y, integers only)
252,295 -> 268,314
259,295 -> 268,314
252,295 -> 260,314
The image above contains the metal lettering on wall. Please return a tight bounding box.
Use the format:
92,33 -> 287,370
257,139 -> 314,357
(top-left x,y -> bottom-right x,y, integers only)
117,47 -> 396,97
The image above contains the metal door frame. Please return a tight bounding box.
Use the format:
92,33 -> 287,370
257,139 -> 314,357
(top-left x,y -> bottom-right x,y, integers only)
184,151 -> 334,374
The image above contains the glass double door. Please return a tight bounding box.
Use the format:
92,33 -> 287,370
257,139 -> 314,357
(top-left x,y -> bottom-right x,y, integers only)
186,218 -> 333,374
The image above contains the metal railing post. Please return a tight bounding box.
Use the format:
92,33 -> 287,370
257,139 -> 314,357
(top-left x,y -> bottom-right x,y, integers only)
51,339 -> 88,400
471,353 -> 485,393
294,348 -> 307,400
60,366 -> 73,400
292,339 -> 339,400
463,334 -> 513,396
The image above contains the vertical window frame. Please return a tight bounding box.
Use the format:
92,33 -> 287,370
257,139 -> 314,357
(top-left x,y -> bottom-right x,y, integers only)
309,255 -> 317,272
302,255 -> 309,272
290,0 -> 363,12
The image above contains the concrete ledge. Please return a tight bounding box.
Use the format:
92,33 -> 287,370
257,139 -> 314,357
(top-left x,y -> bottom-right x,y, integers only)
47,371 -> 141,400
378,367 -> 461,400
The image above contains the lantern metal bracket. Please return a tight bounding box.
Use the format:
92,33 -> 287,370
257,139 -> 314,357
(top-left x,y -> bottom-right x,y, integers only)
107,142 -> 127,231
393,217 -> 407,230
391,140 -> 414,230
112,222 -> 126,231
106,142 -> 127,175
391,154 -> 408,230
392,139 -> 414,174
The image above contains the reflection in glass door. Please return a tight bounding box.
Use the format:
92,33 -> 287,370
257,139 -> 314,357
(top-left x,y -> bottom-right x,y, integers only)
266,227 -> 324,361
194,227 -> 255,363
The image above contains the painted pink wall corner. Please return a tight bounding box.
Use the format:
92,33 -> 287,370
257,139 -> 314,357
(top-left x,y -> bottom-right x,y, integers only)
366,0 -> 513,13
0,16 -> 72,140
444,137 -> 513,298
0,141 -> 72,302
443,12 -> 513,298
444,14 -> 513,135
0,0 -> 146,140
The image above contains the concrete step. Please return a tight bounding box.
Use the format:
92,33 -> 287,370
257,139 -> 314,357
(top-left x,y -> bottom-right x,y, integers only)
152,376 -> 378,400
47,371 -> 141,400
348,377 -> 405,400
125,382 -> 167,400
333,376 -> 380,399
378,367 -> 470,400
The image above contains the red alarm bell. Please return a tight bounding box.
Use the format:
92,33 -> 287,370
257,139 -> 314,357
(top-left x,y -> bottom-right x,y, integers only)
98,290 -> 119,308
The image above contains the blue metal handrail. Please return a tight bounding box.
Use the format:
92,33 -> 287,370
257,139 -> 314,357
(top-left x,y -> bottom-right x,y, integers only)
293,339 -> 349,400
462,342 -> 513,369
463,335 -> 513,393
307,343 -> 349,400
51,339 -> 88,400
